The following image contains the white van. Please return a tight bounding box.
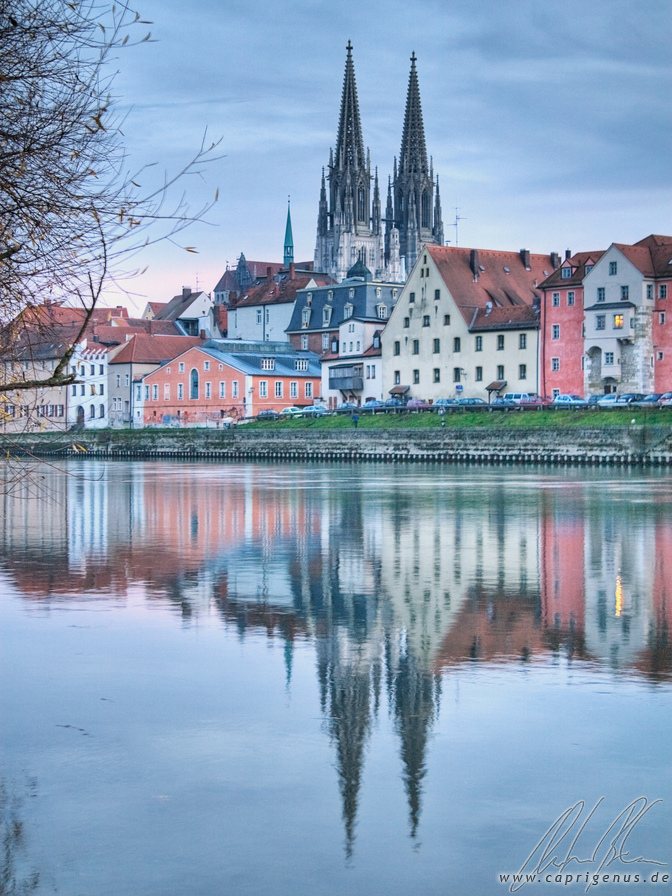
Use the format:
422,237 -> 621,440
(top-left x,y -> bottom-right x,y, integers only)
503,392 -> 531,404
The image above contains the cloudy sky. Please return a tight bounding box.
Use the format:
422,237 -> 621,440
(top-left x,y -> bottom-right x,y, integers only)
110,0 -> 671,310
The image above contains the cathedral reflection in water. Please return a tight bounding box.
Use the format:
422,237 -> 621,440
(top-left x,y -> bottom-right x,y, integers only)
2,461 -> 670,853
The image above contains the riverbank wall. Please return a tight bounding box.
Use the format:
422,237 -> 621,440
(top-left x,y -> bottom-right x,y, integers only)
4,425 -> 672,467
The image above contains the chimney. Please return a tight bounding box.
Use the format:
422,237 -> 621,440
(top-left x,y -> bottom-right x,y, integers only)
267,266 -> 273,281
550,253 -> 560,269
182,286 -> 191,298
470,249 -> 479,280
289,262 -> 295,280
520,249 -> 531,270
199,329 -> 206,339
565,249 -> 572,260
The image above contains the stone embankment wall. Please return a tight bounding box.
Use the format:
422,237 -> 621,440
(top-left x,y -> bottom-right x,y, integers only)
6,425 -> 672,467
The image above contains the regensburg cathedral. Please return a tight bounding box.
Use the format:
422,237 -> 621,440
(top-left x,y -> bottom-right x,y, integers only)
314,42 -> 444,283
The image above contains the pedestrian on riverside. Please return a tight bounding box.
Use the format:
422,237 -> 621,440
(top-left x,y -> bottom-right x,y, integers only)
352,413 -> 358,428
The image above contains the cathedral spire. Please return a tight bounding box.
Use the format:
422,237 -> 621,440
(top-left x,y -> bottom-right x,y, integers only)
335,40 -> 365,174
399,51 -> 429,179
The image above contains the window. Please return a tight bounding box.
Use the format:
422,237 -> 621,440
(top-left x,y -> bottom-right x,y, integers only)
259,381 -> 267,398
219,382 -> 226,399
89,405 -> 95,419
144,385 -> 149,401
453,337 -> 461,352
596,315 -> 606,330
190,369 -> 199,399
116,374 -> 121,387
597,288 -> 605,302
152,384 -> 158,401
323,307 -> 332,326
475,335 -> 483,352
322,333 -> 329,350
497,365 -> 504,380
179,362 -> 185,373
232,381 -> 239,398
164,384 -> 170,400
661,312 -> 666,325
423,315 -> 430,327
552,293 -> 560,307
305,382 -> 313,398
125,374 -> 130,387
568,292 -> 575,306
344,304 -> 353,318
394,341 -> 400,356
475,366 -> 483,381
257,309 -> 262,324
497,334 -> 505,350
519,333 -> 527,349
444,314 -> 450,326
403,317 -> 410,328
433,338 -> 440,353
205,382 -> 211,399
605,352 -> 614,365
552,325 -> 560,340
453,368 -> 461,383
413,369 -> 420,384
356,341 -> 360,352
365,365 -> 370,379
90,364 -> 95,375
178,383 -> 183,400
301,335 -> 308,350
412,339 -> 419,355
646,284 -> 653,299
585,265 -> 593,274
370,364 -> 375,378
394,370 -> 400,385
561,267 -> 572,279
295,359 -> 308,371
609,261 -> 617,275
261,358 -> 275,370
660,285 -> 668,299
620,285 -> 629,300
377,305 -> 387,319
613,314 -> 624,329
302,308 -> 311,326
434,289 -> 441,301
551,358 -> 559,372
99,383 -> 104,396
519,364 -> 527,380
409,292 -> 415,303
433,368 -> 440,383
290,381 -> 298,398
72,384 -> 77,396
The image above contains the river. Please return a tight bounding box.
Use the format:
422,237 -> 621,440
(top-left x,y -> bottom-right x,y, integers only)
1,461 -> 670,895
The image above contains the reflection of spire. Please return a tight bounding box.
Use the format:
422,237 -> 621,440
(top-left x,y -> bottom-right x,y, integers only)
390,648 -> 440,839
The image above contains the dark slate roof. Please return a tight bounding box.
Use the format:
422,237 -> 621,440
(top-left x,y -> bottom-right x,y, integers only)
195,340 -> 321,377
286,276 -> 400,334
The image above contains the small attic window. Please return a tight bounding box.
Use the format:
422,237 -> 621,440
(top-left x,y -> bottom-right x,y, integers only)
306,292 -> 312,305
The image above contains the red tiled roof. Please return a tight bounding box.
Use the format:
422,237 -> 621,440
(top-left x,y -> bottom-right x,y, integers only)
618,235 -> 672,278
109,334 -> 203,365
470,304 -> 539,331
539,251 -> 605,289
427,245 -> 551,327
233,273 -> 334,308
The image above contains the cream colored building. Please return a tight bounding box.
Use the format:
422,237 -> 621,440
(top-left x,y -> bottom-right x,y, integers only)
381,245 -> 559,401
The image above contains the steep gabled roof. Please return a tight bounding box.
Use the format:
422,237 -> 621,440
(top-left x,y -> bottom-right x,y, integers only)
539,251 -> 605,289
617,235 -> 672,278
155,290 -> 209,321
426,245 -> 550,327
234,271 -> 334,309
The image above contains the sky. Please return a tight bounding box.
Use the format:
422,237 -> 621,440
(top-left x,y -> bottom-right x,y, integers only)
108,0 -> 672,312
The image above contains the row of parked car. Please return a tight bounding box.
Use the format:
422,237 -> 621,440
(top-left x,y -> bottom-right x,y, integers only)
255,391 -> 672,420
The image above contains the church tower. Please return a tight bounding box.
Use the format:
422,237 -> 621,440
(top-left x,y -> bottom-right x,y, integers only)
283,199 -> 294,268
390,53 -> 444,272
314,42 -> 384,282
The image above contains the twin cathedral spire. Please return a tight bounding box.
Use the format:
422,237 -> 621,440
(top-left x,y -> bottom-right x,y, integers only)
314,42 -> 444,282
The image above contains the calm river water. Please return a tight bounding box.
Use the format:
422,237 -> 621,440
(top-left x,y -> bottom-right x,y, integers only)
0,461 -> 670,896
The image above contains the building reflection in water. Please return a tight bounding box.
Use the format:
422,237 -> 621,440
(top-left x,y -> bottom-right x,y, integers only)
1,462 -> 670,852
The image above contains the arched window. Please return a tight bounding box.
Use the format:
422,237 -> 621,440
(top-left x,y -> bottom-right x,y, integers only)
421,191 -> 430,229
190,368 -> 199,400
89,405 -> 95,419
357,185 -> 365,221
99,404 -> 105,418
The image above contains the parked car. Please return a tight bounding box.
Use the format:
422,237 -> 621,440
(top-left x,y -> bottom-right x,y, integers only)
632,394 -> 662,407
459,397 -> 488,407
406,398 -> 429,408
615,393 -> 645,404
335,401 -> 358,413
301,405 -> 328,416
596,394 -> 620,408
489,397 -> 517,410
433,397 -> 461,408
360,399 -> 384,411
552,394 -> 588,407
384,397 -> 405,408
519,394 -> 553,409
658,392 -> 672,407
280,406 -> 304,416
503,392 -> 531,404
256,409 -> 279,420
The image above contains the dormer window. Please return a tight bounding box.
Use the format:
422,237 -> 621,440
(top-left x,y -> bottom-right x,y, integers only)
302,307 -> 311,327
376,304 -> 387,319
344,303 -> 353,319
323,306 -> 332,326
295,359 -> 308,371
561,267 -> 572,279
349,288 -> 355,299
306,292 -> 312,305
328,290 -> 333,301
376,288 -> 381,299
261,358 -> 275,370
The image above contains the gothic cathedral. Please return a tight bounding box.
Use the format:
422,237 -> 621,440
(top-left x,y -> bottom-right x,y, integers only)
314,43 -> 444,283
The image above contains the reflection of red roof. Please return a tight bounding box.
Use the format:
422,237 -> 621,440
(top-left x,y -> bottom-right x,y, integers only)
109,334 -> 203,364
